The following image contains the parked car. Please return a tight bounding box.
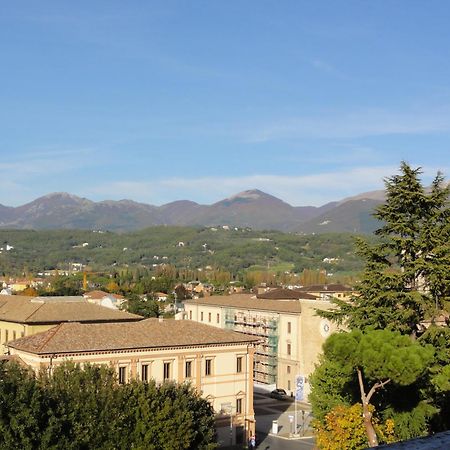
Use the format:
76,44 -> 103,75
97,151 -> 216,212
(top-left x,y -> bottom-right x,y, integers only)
270,388 -> 288,400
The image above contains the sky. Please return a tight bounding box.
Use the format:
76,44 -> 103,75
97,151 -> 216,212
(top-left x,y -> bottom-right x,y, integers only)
1,0 -> 450,207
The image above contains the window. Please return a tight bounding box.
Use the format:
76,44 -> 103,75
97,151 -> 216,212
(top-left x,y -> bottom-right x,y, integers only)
141,364 -> 149,382
208,312 -> 211,322
163,362 -> 171,380
287,365 -> 291,374
205,359 -> 212,376
185,360 -> 192,378
216,313 -> 220,324
189,310 -> 192,320
287,321 -> 291,333
288,380 -> 291,391
118,366 -> 126,384
200,312 -> 204,321
5,330 -> 8,342
236,356 -> 243,373
236,398 -> 242,414
287,343 -> 291,356
12,331 -> 16,340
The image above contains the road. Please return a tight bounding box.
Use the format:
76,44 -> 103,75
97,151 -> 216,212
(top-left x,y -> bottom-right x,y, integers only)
253,392 -> 316,450
255,434 -> 315,450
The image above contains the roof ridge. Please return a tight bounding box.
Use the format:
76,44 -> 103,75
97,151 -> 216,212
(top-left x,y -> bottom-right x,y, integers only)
23,300 -> 45,322
36,322 -> 66,352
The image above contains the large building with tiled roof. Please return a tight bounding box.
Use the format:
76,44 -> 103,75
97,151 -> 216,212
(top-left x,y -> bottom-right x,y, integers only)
7,318 -> 258,447
296,283 -> 355,300
256,287 -> 318,300
183,293 -> 340,399
0,295 -> 142,353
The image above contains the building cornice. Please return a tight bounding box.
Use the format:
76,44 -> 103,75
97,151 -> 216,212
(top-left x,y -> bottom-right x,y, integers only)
15,341 -> 257,359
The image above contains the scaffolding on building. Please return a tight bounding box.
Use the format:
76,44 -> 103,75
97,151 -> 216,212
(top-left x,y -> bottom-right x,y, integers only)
224,309 -> 279,384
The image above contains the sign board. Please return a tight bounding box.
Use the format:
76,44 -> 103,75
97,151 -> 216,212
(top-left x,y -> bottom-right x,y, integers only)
295,375 -> 304,401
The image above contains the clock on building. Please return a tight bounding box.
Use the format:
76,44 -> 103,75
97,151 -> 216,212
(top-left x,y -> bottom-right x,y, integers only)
320,319 -> 331,337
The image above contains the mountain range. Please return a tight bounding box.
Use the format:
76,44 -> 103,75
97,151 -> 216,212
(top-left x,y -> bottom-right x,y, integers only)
0,189 -> 386,234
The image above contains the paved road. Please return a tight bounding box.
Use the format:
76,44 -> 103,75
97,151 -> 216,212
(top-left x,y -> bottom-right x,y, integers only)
221,392 -> 316,450
255,434 -> 315,450
253,392 -> 315,450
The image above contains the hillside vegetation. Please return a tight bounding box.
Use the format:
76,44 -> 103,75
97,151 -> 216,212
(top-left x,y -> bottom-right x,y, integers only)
0,227 -> 370,281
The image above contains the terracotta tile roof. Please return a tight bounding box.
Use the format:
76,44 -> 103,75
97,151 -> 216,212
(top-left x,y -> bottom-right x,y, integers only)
184,294 -> 302,314
296,284 -> 353,292
0,295 -> 141,324
256,288 -> 317,300
8,319 -> 259,355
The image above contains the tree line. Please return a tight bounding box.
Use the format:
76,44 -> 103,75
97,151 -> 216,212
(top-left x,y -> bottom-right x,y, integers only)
0,361 -> 216,450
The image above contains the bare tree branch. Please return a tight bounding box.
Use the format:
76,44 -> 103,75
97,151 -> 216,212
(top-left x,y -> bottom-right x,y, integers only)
366,379 -> 391,404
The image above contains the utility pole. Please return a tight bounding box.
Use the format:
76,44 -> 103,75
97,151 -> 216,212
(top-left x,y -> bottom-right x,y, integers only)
228,405 -> 235,446
295,396 -> 298,436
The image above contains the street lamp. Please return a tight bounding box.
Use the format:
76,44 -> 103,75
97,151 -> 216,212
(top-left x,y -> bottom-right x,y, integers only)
227,405 -> 235,446
294,374 -> 305,437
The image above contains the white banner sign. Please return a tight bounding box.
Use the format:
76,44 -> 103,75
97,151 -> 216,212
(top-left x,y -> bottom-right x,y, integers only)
295,375 -> 304,401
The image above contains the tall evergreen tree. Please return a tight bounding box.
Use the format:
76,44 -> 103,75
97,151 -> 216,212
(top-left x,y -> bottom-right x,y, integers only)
321,162 -> 450,334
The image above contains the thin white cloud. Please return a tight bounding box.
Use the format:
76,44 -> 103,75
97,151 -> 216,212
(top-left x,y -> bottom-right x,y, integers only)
246,108 -> 450,142
0,148 -> 100,205
87,166 -> 397,207
0,148 -> 96,179
311,59 -> 350,80
3,163 -> 448,207
278,145 -> 379,166
311,59 -> 335,72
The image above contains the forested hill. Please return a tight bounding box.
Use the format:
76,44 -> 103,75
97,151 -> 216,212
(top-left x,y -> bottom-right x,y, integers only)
0,227 -> 371,278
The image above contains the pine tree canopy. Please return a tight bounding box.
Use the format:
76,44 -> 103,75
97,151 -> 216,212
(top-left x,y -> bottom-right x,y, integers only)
320,162 -> 450,335
309,329 -> 436,446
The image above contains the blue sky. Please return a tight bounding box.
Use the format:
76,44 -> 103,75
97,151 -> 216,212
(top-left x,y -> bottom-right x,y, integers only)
1,1 -> 449,207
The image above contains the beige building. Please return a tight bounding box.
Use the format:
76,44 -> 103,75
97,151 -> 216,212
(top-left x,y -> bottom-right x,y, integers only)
8,280 -> 29,292
0,295 -> 141,354
183,293 -> 339,400
7,318 -> 258,446
83,290 -> 126,309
